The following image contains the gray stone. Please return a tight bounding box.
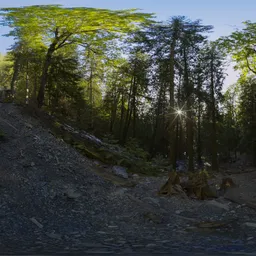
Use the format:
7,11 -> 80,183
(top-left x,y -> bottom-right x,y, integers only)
161,240 -> 171,243
207,200 -> 229,211
110,188 -> 128,198
146,243 -> 157,248
244,222 -> 256,228
121,248 -> 134,253
108,225 -> 118,229
46,232 -> 62,240
112,165 -> 128,179
65,188 -> 82,199
85,250 -> 114,254
144,197 -> 160,206
30,217 -> 43,229
25,122 -> 33,129
132,174 -> 139,179
104,238 -> 114,242
117,240 -> 126,244
97,231 -> 107,235
132,244 -> 144,248
81,243 -> 106,248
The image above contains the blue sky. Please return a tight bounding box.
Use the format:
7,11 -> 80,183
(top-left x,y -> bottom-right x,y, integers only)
1,0 -> 255,88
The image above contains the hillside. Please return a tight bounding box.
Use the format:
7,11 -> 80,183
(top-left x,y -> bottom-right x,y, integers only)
1,102 -> 256,255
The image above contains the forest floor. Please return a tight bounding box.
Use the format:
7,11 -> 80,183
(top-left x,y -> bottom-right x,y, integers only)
1,102 -> 256,255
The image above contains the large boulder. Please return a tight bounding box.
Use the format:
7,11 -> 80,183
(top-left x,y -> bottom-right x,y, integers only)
112,165 -> 129,179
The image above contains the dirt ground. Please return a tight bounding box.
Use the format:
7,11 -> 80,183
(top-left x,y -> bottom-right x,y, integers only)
1,102 -> 256,255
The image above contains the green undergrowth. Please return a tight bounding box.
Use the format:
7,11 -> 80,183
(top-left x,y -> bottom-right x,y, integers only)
50,120 -> 167,177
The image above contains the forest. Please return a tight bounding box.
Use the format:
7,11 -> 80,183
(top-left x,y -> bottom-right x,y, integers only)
0,5 -> 255,172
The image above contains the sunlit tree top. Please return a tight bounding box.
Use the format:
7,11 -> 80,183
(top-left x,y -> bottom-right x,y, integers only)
0,5 -> 155,49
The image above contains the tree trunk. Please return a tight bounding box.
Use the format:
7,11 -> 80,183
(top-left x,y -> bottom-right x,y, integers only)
32,66 -> 38,105
132,77 -> 137,138
37,43 -> 56,108
210,53 -> 219,171
10,55 -> 20,98
88,65 -> 94,130
169,39 -> 176,169
176,72 -> 183,160
252,83 -> 256,166
184,47 -> 194,172
119,89 -> 125,139
121,77 -> 133,145
197,102 -> 202,164
110,90 -> 119,133
25,61 -> 29,105
197,77 -> 203,166
174,117 -> 179,166
150,86 -> 163,156
187,102 -> 194,172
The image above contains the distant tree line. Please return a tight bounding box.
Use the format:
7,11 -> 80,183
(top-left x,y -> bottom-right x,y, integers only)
0,5 -> 255,169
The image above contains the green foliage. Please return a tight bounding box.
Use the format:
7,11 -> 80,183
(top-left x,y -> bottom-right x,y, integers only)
151,154 -> 169,168
1,5 -> 254,172
102,134 -> 119,144
0,5 -> 154,51
218,21 -> 256,76
125,138 -> 149,160
0,54 -> 12,88
53,121 -> 61,128
237,77 -> 256,158
188,169 -> 209,181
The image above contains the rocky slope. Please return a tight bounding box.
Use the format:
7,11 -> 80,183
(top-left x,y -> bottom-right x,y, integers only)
0,102 -> 256,255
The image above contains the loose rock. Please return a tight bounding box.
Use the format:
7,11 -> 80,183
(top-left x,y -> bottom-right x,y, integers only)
30,217 -> 43,229
207,200 -> 229,211
112,166 -> 128,179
